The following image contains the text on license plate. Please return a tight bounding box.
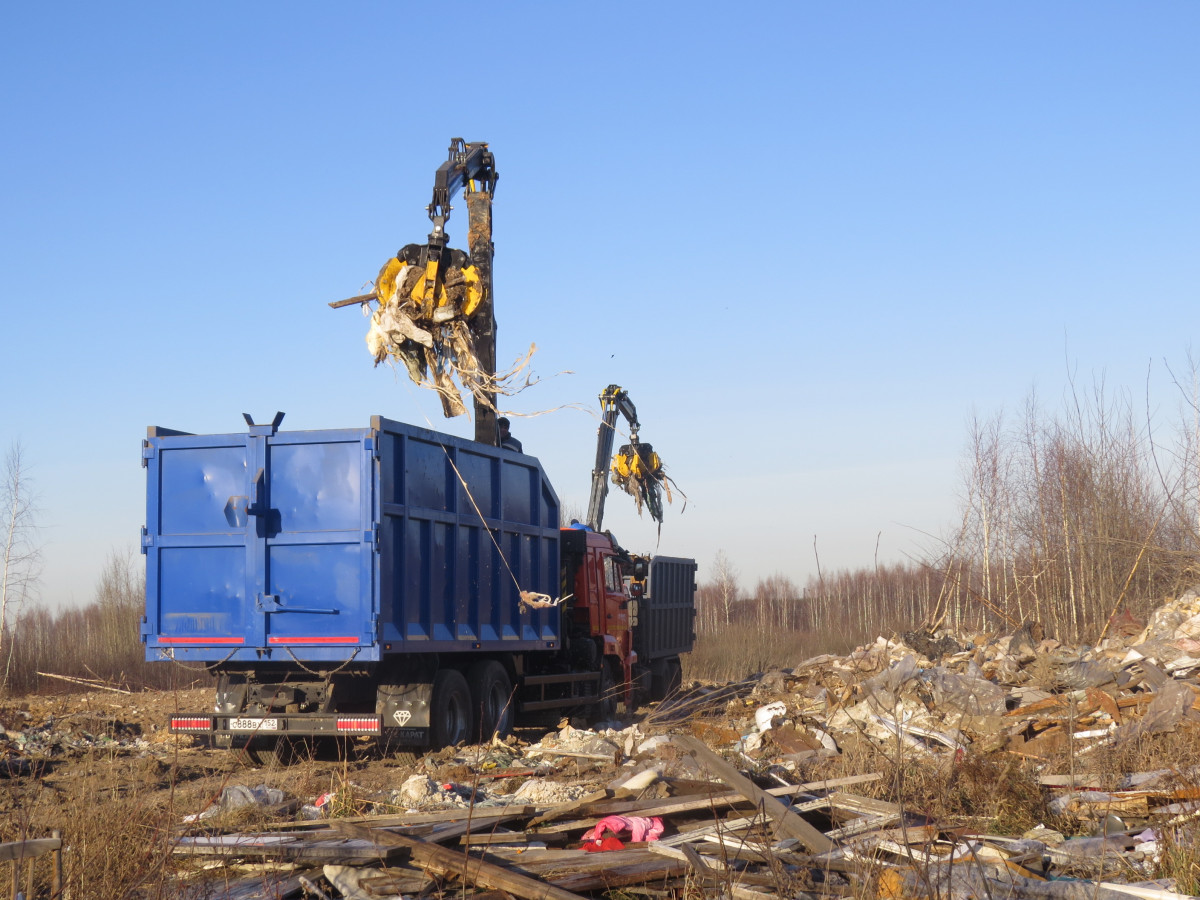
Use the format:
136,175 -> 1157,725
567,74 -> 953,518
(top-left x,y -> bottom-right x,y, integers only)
229,717 -> 279,731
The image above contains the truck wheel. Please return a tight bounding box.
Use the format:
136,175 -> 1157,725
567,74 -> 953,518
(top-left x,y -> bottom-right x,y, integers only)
231,745 -> 263,766
591,659 -> 619,725
650,659 -> 669,702
665,658 -> 683,698
467,660 -> 513,741
430,668 -> 473,749
650,657 -> 684,701
256,738 -> 292,767
258,737 -> 315,767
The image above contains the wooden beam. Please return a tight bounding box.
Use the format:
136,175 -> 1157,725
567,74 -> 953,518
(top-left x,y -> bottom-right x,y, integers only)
674,735 -> 835,854
329,292 -> 377,309
530,773 -> 881,836
334,821 -> 591,900
0,838 -> 61,863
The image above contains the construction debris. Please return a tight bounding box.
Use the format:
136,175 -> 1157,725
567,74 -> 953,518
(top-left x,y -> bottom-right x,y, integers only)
364,247 -> 490,418
612,441 -> 673,522
11,592 -> 1200,896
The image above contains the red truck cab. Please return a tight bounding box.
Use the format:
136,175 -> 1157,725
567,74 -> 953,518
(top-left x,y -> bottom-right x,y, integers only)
561,527 -> 638,709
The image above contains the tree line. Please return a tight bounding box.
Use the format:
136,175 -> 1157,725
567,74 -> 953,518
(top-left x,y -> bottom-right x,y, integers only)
694,366 -> 1200,660
3,361 -> 1199,693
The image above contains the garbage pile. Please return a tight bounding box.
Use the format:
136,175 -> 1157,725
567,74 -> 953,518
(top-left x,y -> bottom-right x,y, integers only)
0,708 -> 153,776
163,590 -> 1200,899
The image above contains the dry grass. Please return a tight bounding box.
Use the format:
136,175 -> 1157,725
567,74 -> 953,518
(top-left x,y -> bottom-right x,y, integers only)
1157,825 -> 1200,896
684,624 -> 861,684
1,753 -> 184,899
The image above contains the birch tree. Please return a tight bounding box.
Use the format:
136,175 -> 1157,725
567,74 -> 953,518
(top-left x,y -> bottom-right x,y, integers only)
2,442 -> 40,691
712,550 -> 740,627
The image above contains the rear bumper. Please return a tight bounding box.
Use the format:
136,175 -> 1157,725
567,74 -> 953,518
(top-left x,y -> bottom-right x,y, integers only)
169,713 -> 383,738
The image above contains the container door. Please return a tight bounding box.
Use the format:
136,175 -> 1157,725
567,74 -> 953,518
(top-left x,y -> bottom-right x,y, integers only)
145,433 -> 255,650
258,429 -> 377,650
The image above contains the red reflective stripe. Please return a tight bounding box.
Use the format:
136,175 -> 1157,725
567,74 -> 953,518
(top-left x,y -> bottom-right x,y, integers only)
336,718 -> 380,732
267,636 -> 358,644
160,637 -> 244,644
171,717 -> 212,729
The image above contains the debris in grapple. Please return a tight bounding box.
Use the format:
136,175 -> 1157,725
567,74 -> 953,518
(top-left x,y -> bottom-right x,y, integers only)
612,442 -> 669,523
332,138 -> 500,433
365,244 -> 487,418
587,385 -> 684,532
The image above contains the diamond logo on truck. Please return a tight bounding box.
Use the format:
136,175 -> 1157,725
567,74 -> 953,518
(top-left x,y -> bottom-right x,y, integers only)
393,710 -> 411,726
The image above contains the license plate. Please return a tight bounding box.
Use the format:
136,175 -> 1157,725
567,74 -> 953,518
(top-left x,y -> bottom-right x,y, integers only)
229,717 -> 279,732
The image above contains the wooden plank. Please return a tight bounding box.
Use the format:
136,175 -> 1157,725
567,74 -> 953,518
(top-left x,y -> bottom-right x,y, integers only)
429,810 -> 535,843
530,774 -> 880,836
548,855 -> 689,892
646,844 -> 820,900
335,821 -> 591,900
577,773 -> 881,820
674,735 -> 834,854
354,863 -> 434,896
526,788 -> 612,827
173,833 -> 408,865
329,291 -> 377,309
174,868 -> 319,900
841,824 -> 938,846
269,804 -> 536,832
0,838 -> 61,863
659,817 -> 755,846
825,813 -> 901,840
487,847 -> 672,877
826,791 -> 903,817
681,842 -> 718,876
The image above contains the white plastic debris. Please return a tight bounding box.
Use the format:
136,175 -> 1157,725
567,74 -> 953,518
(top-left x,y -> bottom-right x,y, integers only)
754,701 -> 788,732
183,784 -> 287,822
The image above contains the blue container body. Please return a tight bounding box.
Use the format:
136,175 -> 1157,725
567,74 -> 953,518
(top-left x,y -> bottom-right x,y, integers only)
142,416 -> 562,663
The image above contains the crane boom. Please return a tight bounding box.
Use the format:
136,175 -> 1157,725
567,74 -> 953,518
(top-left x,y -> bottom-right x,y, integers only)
424,139 -> 498,444
586,385 -> 640,532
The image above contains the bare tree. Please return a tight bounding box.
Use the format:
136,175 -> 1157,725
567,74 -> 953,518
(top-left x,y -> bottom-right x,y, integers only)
1,441 -> 41,691
711,550 -> 740,627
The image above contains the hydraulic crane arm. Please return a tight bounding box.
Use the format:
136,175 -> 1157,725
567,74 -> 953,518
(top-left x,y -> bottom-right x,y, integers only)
419,139 -> 500,444
586,385 -> 640,532
331,138 -> 501,442
426,138 -> 497,252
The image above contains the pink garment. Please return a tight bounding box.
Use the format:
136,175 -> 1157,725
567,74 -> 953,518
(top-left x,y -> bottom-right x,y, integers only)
582,815 -> 665,844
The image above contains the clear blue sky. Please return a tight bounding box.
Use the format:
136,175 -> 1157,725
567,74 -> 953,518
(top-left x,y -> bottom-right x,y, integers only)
2,3 -> 1197,607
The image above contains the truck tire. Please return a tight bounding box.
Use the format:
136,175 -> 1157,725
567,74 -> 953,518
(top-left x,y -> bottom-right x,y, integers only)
467,660 -> 513,741
258,737 -> 315,767
591,658 -> 620,725
231,745 -> 263,767
430,668 -> 473,749
256,738 -> 293,767
665,658 -> 683,698
650,657 -> 684,701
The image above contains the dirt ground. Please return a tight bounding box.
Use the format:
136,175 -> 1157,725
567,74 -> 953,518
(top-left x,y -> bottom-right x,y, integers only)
0,685 -> 622,842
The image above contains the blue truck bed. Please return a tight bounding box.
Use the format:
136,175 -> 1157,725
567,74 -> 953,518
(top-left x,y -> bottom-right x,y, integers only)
142,415 -> 562,663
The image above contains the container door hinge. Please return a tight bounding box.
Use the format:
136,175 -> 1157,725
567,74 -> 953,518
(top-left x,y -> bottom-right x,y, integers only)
141,441 -> 156,467
365,436 -> 379,460
139,617 -> 153,639
140,527 -> 153,553
365,525 -> 380,550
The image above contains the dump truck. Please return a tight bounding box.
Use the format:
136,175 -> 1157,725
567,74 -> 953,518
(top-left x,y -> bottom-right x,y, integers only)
144,412 -> 696,763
